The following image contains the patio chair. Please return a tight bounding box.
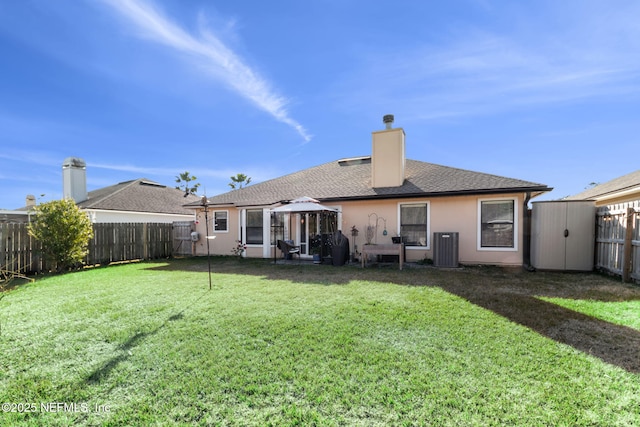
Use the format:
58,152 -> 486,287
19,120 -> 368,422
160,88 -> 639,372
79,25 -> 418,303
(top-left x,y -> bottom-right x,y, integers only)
277,240 -> 300,261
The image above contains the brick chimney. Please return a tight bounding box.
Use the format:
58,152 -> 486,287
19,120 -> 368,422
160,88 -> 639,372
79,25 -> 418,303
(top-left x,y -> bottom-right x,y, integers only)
62,157 -> 88,203
371,114 -> 405,188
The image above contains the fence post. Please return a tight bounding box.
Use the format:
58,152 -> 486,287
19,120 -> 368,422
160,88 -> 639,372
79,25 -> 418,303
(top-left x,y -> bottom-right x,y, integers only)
622,207 -> 634,282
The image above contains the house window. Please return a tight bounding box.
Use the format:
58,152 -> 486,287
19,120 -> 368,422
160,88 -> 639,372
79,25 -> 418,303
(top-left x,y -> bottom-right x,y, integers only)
479,199 -> 517,250
214,211 -> 228,232
399,203 -> 429,247
246,209 -> 263,245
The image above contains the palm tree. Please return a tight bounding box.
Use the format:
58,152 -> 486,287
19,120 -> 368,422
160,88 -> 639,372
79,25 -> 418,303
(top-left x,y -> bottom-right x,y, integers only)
175,171 -> 200,197
229,173 -> 252,189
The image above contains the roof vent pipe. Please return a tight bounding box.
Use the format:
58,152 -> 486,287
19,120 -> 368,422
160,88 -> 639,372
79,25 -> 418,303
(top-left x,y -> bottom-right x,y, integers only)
383,114 -> 394,129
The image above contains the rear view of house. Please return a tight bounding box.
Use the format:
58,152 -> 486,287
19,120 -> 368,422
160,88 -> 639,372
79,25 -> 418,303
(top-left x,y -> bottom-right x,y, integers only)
186,116 -> 551,266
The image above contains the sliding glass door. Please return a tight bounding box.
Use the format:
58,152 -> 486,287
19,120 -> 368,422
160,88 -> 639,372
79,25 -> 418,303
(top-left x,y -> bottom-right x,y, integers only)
298,213 -> 319,256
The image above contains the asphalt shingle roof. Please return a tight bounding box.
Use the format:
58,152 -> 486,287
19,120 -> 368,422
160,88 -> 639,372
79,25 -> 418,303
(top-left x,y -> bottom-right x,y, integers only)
565,169 -> 640,201
189,157 -> 550,207
78,179 -> 199,214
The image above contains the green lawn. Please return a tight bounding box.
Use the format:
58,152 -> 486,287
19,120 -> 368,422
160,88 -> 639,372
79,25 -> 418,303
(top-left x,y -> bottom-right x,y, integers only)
1,258 -> 639,426
538,297 -> 640,331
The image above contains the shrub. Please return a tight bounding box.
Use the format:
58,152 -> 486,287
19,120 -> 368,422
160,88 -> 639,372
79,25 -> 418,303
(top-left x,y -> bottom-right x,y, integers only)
28,199 -> 94,271
231,240 -> 247,257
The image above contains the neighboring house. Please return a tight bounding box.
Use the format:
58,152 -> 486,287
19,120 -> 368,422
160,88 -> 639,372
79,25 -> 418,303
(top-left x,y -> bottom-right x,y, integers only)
0,209 -> 32,224
76,178 -> 199,223
565,169 -> 640,206
14,158 -> 198,223
1,195 -> 38,223
186,116 -> 552,266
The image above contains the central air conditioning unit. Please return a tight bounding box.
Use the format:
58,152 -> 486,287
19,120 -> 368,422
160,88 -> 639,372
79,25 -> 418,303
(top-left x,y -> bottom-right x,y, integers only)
433,232 -> 459,268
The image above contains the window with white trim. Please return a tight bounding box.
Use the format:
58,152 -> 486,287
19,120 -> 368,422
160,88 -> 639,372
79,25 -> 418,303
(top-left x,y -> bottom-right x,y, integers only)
478,199 -> 517,249
246,209 -> 263,245
213,211 -> 228,232
399,203 -> 429,247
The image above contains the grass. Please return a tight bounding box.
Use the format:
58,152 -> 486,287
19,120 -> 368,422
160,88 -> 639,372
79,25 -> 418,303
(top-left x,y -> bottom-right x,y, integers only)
0,258 -> 639,426
538,297 -> 640,330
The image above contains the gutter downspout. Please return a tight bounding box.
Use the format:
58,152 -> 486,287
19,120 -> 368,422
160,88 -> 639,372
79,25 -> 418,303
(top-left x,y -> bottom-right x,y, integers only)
522,192 -> 533,270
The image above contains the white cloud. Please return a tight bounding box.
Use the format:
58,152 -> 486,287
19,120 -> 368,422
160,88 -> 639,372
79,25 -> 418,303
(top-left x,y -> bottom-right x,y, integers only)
0,148 -> 61,168
101,0 -> 311,142
90,161 -> 280,184
338,3 -> 640,121
90,162 -> 175,176
418,36 -> 634,118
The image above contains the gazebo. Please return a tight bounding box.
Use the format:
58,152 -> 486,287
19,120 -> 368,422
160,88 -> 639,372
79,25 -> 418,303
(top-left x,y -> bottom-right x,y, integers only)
270,196 -> 339,263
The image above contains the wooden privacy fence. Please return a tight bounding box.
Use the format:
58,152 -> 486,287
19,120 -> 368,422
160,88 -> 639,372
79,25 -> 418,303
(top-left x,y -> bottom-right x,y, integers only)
88,223 -> 173,267
1,222 -> 179,276
596,201 -> 640,282
0,223 -> 39,276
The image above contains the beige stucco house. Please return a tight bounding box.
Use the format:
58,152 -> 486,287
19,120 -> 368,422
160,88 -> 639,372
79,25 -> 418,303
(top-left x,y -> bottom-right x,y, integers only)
187,116 -> 551,266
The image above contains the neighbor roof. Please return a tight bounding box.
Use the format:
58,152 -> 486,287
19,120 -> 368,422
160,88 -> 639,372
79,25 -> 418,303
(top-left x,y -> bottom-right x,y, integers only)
188,157 -> 551,208
78,178 -> 199,214
565,169 -> 640,202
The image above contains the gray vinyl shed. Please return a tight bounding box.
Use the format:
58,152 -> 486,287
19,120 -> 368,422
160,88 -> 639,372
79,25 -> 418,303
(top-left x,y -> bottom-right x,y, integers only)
530,200 -> 596,271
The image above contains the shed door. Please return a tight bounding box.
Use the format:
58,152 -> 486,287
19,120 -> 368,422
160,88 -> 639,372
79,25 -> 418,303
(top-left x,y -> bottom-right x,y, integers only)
532,202 -> 567,270
565,203 -> 596,270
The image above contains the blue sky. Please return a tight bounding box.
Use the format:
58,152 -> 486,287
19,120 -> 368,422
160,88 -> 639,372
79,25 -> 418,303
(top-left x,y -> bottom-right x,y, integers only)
1,0 -> 639,209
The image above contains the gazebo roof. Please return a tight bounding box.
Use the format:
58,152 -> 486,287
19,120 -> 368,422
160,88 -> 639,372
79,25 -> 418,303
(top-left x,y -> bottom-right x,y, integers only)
270,196 -> 338,213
